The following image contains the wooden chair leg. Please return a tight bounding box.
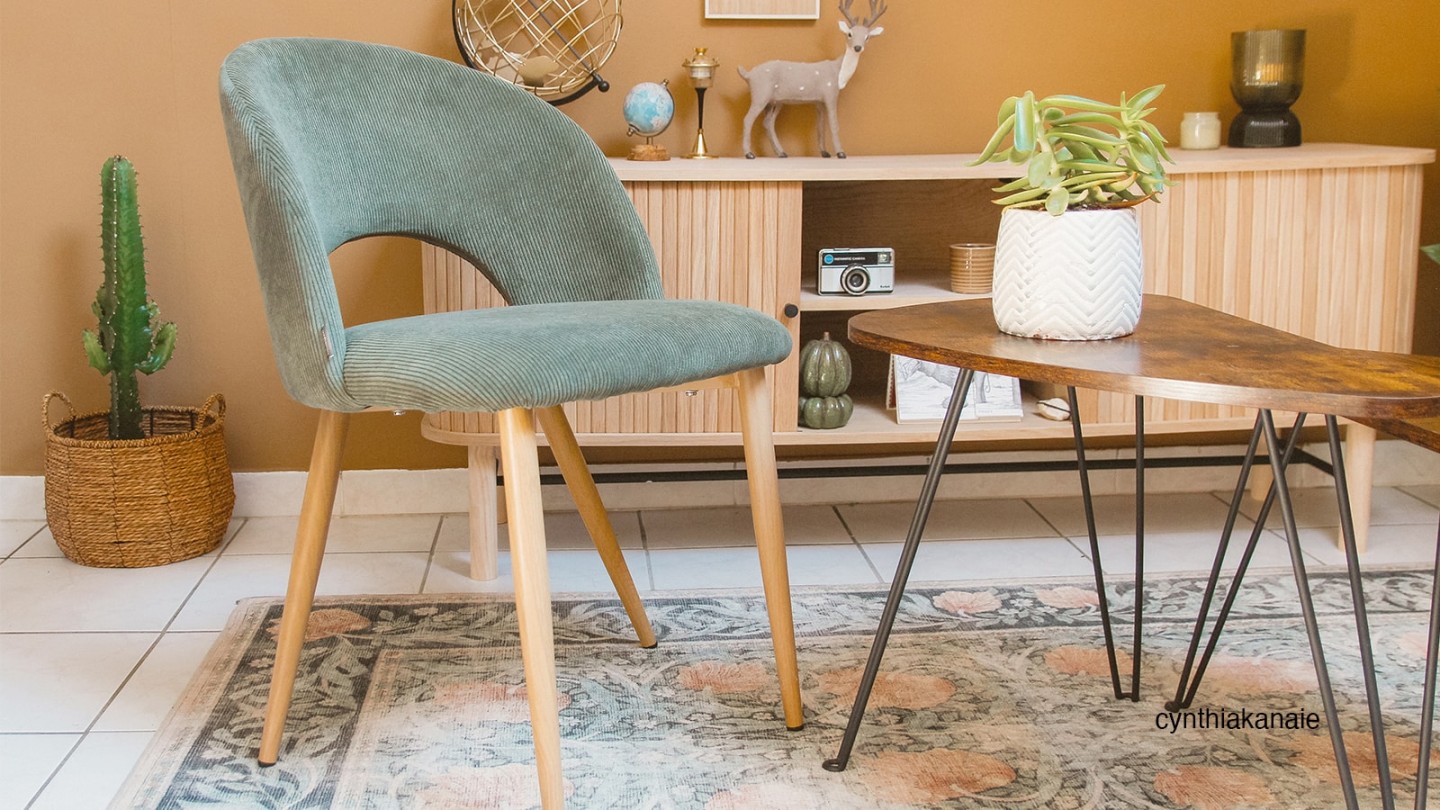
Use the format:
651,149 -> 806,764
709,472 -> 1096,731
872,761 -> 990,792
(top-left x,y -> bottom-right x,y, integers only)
467,445 -> 501,581
497,408 -> 566,809
258,410 -> 350,766
736,367 -> 805,730
536,406 -> 656,648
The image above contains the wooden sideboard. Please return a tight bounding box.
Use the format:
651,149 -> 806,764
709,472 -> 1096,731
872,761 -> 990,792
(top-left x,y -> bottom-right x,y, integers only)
420,143 -> 1434,579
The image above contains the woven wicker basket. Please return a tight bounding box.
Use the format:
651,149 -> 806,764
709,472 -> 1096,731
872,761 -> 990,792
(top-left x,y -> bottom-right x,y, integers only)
43,392 -> 235,568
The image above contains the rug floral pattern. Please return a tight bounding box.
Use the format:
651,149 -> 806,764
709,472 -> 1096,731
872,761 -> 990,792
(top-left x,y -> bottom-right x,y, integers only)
114,569 -> 1437,808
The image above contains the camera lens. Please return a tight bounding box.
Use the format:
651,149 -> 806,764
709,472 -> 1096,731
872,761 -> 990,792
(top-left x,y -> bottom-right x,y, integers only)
841,265 -> 870,295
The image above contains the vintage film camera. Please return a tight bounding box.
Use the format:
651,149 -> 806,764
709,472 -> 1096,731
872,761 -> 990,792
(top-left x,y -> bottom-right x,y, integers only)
817,247 -> 895,296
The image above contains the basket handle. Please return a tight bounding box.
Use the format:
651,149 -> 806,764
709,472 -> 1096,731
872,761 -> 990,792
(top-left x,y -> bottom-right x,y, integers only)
42,391 -> 76,432
199,393 -> 227,425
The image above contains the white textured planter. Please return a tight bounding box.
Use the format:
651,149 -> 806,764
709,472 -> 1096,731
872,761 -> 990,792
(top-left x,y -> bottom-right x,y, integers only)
992,207 -> 1144,340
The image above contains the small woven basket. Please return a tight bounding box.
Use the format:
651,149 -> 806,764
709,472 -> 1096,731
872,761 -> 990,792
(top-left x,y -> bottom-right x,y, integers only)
43,392 -> 235,568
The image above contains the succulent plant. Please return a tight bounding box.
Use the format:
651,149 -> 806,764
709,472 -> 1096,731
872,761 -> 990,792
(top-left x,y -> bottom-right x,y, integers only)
970,86 -> 1172,216
1424,244 -> 1439,265
82,156 -> 177,440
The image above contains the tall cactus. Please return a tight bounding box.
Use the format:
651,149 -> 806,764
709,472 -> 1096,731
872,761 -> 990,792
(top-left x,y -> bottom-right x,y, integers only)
82,156 -> 177,440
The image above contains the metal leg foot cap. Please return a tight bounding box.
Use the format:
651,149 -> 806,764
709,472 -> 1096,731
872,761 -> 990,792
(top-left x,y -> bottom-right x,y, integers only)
821,758 -> 847,772
1163,699 -> 1188,712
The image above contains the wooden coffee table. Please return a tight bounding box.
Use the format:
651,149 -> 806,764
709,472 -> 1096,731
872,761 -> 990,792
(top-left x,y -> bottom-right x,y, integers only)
822,295 -> 1440,810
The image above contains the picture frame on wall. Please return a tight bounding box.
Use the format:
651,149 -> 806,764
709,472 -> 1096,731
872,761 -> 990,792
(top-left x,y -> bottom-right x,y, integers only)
704,0 -> 821,20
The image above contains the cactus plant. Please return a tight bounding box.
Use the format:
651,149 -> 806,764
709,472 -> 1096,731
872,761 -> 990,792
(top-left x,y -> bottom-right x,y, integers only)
82,156 -> 177,440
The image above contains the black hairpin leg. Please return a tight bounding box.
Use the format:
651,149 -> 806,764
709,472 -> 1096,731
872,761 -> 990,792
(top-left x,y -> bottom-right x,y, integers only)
1068,388 -> 1144,700
822,368 -> 975,773
1416,520 -> 1440,810
1326,415 -> 1395,809
1168,412 -> 1305,711
1260,409 -> 1360,810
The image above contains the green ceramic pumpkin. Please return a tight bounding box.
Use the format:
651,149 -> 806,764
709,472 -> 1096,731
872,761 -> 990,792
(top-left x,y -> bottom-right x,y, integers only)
800,393 -> 854,429
799,332 -> 852,397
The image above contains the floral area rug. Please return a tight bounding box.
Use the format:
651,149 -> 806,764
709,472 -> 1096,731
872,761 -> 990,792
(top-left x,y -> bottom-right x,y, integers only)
113,568 -> 1437,809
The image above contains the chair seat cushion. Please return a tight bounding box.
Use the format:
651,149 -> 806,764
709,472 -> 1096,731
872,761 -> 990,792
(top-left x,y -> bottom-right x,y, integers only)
341,299 -> 793,412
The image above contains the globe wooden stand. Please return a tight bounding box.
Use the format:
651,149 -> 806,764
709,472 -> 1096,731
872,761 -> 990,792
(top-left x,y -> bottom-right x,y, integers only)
627,141 -> 669,161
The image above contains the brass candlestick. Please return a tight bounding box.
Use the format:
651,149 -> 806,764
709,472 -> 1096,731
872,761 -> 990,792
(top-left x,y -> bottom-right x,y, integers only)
682,48 -> 718,159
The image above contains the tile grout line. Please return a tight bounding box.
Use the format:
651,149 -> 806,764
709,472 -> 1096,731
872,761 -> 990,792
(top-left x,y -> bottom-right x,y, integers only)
2,522 -> 47,563
21,735 -> 84,810
831,505 -> 883,583
1403,486 -> 1440,511
1394,486 -> 1440,513
1022,498 -> 1096,570
636,511 -> 655,592
415,515 -> 445,595
22,516 -> 250,809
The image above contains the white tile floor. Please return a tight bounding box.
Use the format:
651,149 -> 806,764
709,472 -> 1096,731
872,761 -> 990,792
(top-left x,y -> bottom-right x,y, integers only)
2,485 -> 1438,808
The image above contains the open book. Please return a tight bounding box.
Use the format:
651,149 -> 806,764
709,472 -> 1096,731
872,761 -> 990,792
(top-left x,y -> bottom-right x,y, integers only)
887,356 -> 1024,423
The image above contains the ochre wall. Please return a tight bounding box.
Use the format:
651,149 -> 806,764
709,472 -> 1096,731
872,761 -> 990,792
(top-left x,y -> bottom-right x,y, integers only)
2,0 -> 1437,474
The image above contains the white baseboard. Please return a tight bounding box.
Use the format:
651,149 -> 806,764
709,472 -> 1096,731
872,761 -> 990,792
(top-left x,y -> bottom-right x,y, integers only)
4,440 -> 1436,519
0,476 -> 45,520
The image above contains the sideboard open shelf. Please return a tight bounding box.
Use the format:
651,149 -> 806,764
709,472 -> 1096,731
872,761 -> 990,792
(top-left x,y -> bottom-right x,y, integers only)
420,144 -> 1434,578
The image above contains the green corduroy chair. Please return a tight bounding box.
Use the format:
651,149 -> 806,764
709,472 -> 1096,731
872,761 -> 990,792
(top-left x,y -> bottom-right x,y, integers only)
219,38 -> 802,808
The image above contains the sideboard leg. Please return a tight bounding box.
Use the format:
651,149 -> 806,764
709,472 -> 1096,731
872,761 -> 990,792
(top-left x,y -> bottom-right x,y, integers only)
1245,466 -> 1273,503
1343,424 -> 1376,554
468,445 -> 501,581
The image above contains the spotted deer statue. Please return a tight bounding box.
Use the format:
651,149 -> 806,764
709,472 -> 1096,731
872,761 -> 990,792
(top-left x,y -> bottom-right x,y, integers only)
737,0 -> 887,159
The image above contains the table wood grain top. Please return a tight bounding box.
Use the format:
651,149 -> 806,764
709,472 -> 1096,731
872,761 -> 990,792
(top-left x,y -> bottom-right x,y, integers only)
848,296 -> 1440,420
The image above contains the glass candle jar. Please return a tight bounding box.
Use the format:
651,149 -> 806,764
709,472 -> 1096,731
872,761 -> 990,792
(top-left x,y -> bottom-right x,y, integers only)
1180,112 -> 1222,150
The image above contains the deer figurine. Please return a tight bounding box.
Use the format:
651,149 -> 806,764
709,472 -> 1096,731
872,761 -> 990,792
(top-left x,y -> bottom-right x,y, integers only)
737,0 -> 886,159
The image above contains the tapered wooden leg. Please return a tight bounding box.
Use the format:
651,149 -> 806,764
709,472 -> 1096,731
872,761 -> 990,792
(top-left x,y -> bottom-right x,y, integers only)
497,408 -> 565,809
258,410 -> 350,766
467,445 -> 500,581
1246,466 -> 1273,503
736,367 -> 804,730
1344,423 -> 1376,554
536,406 -> 656,648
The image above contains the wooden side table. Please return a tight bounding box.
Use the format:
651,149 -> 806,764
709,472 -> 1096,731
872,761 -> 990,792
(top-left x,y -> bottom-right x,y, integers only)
824,296 -> 1440,810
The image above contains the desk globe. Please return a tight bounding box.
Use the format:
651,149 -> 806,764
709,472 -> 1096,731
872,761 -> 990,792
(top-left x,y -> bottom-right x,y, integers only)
624,80 -> 674,161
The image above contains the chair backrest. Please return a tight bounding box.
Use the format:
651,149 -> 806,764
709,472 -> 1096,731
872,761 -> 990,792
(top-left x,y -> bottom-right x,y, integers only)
219,38 -> 663,410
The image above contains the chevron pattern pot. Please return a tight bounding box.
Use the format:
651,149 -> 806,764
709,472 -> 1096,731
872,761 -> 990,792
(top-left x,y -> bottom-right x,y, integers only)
992,207 -> 1144,340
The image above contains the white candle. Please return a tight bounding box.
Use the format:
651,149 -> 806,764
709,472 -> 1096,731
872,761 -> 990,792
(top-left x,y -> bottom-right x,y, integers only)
1180,112 -> 1222,150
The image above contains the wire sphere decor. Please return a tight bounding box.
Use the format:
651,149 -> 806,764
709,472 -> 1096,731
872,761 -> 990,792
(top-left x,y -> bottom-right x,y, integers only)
453,0 -> 622,105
